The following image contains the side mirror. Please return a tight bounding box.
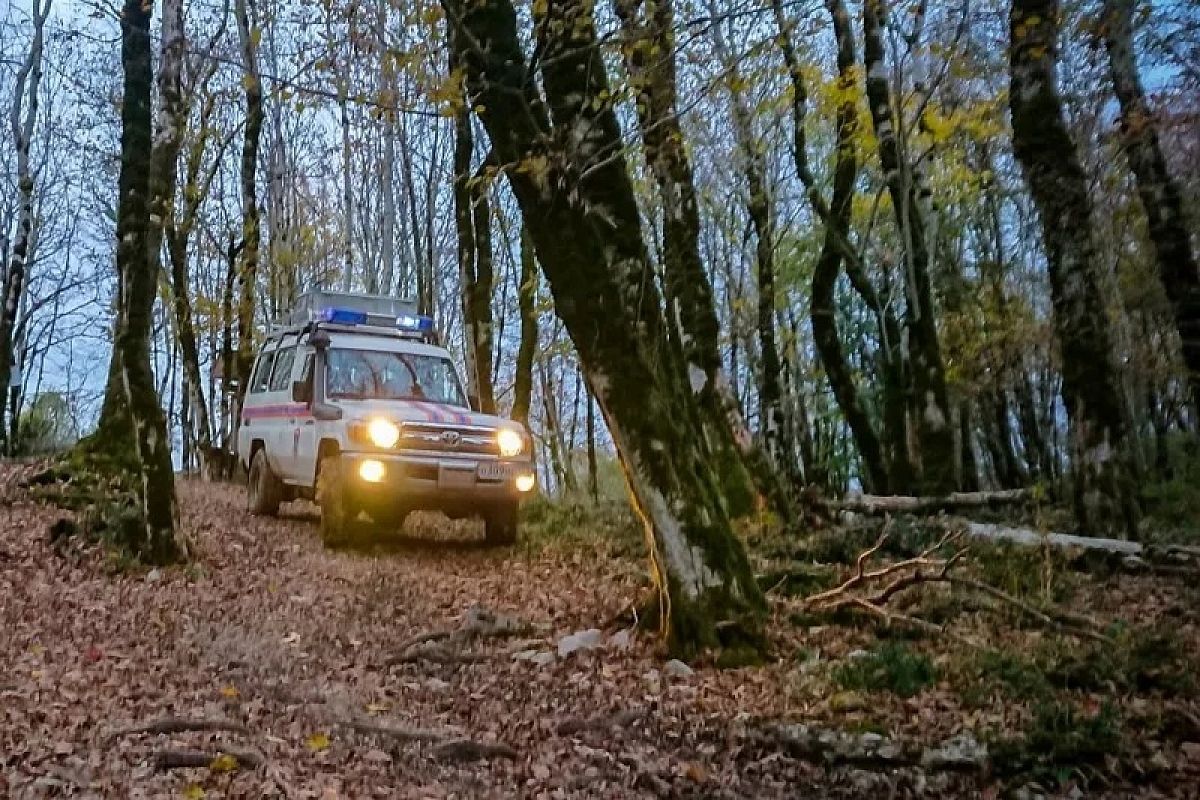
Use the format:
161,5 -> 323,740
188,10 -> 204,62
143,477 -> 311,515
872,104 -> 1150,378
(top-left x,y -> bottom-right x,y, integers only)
292,379 -> 312,404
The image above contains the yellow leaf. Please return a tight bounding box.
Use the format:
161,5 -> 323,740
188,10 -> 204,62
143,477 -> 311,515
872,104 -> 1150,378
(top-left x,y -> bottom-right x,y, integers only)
306,732 -> 330,752
209,753 -> 239,773
182,785 -> 205,800
219,685 -> 239,699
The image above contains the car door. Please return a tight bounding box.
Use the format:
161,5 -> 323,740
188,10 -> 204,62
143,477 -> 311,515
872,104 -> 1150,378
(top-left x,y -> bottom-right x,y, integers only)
265,342 -> 298,478
241,346 -> 277,466
289,351 -> 318,485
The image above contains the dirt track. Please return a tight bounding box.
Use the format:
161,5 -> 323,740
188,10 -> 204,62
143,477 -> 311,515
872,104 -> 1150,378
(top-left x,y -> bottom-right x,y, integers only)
0,478 -> 822,798
3,476 -> 1198,798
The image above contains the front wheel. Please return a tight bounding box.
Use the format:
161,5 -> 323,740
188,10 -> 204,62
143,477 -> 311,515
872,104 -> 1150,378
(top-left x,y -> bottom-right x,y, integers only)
484,503 -> 519,546
248,449 -> 282,516
317,455 -> 360,547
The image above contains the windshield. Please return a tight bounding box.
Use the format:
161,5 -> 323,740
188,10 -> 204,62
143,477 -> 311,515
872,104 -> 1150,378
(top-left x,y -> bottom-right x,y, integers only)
326,349 -> 467,407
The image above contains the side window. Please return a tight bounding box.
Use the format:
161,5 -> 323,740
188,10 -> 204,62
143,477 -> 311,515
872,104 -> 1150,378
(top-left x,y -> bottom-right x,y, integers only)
251,351 -> 276,394
300,352 -> 314,387
268,347 -> 296,392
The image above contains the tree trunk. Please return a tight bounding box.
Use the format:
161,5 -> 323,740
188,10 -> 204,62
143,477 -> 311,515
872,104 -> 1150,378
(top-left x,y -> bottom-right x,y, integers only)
1102,0 -> 1200,408
0,0 -> 50,456
234,0 -> 262,403
447,0 -> 766,658
377,0 -> 397,293
78,0 -> 182,562
449,49 -> 497,416
614,0 -> 780,518
704,0 -> 793,484
511,224 -> 537,427
862,0 -> 957,495
776,0 -> 891,494
1009,0 -> 1140,536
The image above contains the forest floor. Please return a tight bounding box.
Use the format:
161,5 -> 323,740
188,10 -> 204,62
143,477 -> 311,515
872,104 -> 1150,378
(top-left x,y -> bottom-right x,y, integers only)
2,467 -> 1199,799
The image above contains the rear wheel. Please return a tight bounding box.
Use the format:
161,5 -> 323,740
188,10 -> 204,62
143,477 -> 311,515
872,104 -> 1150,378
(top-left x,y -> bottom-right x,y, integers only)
317,455 -> 360,547
484,503 -> 519,546
248,448 -> 282,516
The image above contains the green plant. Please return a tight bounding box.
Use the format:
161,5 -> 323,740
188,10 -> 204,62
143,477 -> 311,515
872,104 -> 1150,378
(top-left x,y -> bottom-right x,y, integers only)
1040,629 -> 1196,697
959,649 -> 1052,703
833,642 -> 937,698
993,700 -> 1122,785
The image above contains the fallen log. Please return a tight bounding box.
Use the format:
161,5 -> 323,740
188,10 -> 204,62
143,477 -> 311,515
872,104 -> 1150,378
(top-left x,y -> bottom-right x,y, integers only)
959,520 -> 1142,554
832,489 -> 1034,515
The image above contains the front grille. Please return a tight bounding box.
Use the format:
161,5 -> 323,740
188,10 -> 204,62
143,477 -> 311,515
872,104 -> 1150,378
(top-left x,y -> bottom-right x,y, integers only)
399,424 -> 498,456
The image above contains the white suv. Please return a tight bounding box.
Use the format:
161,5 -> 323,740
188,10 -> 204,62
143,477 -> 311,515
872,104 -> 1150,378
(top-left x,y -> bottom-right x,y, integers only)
236,291 -> 535,546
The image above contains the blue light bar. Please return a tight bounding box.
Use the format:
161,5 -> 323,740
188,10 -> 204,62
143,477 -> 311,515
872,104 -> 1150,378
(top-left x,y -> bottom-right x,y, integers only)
320,307 -> 369,325
396,314 -> 435,333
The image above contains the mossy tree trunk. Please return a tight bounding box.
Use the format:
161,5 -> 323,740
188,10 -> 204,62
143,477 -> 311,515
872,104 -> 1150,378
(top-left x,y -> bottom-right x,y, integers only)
0,0 -> 50,456
862,0 -> 957,495
234,0 -> 262,406
614,0 -> 785,519
1102,0 -> 1200,409
78,0 -> 182,563
445,0 -> 766,657
1009,0 -> 1140,536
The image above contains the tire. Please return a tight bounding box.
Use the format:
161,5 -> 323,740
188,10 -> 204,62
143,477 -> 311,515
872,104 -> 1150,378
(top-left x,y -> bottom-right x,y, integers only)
484,503 -> 519,546
248,448 -> 283,516
316,455 -> 358,547
369,506 -> 407,534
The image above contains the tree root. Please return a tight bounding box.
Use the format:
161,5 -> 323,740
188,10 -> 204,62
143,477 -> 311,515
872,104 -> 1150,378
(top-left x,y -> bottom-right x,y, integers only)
339,714 -> 516,762
106,716 -> 250,744
340,717 -> 460,742
387,605 -> 536,666
556,709 -> 645,736
431,738 -> 518,762
153,747 -> 263,771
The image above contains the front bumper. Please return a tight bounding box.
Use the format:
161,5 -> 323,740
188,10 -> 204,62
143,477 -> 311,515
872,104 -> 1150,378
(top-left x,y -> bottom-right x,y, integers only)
339,451 -> 534,511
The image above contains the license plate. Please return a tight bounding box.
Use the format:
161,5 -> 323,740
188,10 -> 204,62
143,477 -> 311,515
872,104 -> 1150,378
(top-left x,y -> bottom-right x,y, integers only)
476,462 -> 509,481
438,465 -> 476,489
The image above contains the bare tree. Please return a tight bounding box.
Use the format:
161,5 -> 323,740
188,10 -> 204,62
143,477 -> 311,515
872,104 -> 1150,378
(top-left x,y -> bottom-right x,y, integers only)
0,0 -> 51,455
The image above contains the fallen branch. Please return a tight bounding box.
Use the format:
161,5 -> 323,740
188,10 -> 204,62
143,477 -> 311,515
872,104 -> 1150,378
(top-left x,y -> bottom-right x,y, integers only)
947,576 -> 1111,644
153,746 -> 263,771
798,526 -> 1111,644
832,489 -> 1034,515
106,716 -> 249,743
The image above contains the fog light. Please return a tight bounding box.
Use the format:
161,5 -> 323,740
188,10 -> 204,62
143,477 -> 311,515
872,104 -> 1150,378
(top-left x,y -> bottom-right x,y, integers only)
515,473 -> 535,493
358,459 -> 386,483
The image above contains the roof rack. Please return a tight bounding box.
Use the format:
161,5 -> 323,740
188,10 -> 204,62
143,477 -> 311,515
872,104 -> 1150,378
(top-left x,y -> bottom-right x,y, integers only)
271,290 -> 439,344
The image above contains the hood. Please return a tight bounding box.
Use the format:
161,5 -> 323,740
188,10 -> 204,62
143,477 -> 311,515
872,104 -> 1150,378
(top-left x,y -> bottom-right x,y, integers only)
336,398 -> 520,431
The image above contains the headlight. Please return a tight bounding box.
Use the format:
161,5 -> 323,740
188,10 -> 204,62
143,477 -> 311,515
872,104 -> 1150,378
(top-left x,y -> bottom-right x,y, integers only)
358,459 -> 386,482
515,473 -> 535,492
367,418 -> 400,448
496,428 -> 524,458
